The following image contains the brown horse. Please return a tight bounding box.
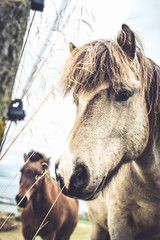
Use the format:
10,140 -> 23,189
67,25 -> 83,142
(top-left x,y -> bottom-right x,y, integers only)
16,151 -> 79,240
55,24 -> 160,240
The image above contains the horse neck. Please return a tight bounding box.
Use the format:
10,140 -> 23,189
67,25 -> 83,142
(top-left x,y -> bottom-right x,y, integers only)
31,174 -> 53,212
134,134 -> 160,186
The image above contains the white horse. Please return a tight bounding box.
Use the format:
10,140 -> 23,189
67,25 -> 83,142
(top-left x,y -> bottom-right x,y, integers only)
55,24 -> 160,240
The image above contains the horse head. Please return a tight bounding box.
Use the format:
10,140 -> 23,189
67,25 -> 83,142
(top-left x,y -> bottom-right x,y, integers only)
55,24 -> 160,201
16,151 -> 50,208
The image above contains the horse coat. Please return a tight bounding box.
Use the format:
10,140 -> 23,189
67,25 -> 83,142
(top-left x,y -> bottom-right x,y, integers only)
55,24 -> 160,240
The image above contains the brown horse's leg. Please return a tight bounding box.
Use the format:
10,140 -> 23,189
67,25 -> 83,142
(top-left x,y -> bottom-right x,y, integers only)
55,236 -> 70,240
22,227 -> 35,240
43,232 -> 57,240
54,232 -> 70,240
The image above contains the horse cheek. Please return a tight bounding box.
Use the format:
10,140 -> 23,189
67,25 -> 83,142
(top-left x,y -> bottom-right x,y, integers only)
124,98 -> 149,159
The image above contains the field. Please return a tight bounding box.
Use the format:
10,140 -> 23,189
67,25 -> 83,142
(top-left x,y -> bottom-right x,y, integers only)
0,213 -> 91,240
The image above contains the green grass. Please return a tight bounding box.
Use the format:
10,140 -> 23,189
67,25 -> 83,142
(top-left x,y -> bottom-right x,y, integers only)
0,218 -> 91,240
79,219 -> 90,225
0,227 -> 26,240
71,220 -> 91,240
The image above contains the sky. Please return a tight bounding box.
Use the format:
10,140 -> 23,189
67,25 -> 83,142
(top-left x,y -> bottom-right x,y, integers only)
0,0 -> 160,213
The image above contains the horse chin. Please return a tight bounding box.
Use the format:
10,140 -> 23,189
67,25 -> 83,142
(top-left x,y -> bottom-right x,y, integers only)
58,176 -> 106,201
61,186 -> 98,201
19,201 -> 28,208
86,176 -> 107,200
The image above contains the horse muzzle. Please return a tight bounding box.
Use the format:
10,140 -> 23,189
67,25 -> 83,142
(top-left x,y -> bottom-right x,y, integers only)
55,162 -> 99,200
15,194 -> 29,208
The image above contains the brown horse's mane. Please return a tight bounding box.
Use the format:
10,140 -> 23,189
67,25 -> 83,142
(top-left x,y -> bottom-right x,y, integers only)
27,151 -> 47,162
60,30 -> 160,136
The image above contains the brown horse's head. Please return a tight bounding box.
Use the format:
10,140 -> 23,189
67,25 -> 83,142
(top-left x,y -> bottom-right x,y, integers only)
16,151 -> 50,208
55,24 -> 160,200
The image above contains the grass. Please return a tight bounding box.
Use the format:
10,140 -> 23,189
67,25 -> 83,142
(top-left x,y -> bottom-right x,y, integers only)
0,213 -> 91,240
71,220 -> 91,240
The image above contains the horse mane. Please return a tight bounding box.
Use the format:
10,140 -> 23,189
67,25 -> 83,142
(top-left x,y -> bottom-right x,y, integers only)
27,151 -> 47,162
60,30 -> 160,137
60,39 -> 135,96
143,58 -> 160,136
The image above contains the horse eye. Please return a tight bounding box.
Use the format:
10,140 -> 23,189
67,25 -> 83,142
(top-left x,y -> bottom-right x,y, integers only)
115,90 -> 132,102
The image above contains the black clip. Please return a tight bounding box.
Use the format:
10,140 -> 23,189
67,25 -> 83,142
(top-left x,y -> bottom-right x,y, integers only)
31,0 -> 44,12
7,99 -> 25,121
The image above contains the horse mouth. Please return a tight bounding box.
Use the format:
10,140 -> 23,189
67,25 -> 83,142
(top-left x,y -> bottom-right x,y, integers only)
86,176 -> 106,200
87,157 -> 130,200
57,174 -> 106,201
15,195 -> 28,208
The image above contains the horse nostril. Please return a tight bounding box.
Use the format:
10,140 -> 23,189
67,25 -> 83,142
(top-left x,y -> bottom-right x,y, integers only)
15,195 -> 28,208
15,194 -> 20,203
71,165 -> 89,190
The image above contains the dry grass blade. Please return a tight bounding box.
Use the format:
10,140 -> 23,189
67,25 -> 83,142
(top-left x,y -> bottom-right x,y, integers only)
0,87 -> 55,161
0,0 -> 23,5
0,171 -> 20,199
0,169 -> 49,231
0,0 -> 23,2
0,149 -> 40,199
32,183 -> 67,240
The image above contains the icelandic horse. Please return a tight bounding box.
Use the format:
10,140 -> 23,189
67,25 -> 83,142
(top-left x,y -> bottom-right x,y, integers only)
55,24 -> 160,240
16,151 -> 79,240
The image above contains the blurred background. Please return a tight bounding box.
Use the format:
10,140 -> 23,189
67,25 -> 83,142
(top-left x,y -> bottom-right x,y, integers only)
0,0 -> 160,214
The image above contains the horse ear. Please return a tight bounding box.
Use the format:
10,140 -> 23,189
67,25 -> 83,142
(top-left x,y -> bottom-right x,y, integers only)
69,42 -> 76,53
24,153 -> 28,162
41,157 -> 50,170
117,24 -> 136,60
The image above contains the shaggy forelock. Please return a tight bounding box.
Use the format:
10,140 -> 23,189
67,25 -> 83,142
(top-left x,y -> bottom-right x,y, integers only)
27,151 -> 46,162
59,32 -> 160,136
60,39 -> 142,96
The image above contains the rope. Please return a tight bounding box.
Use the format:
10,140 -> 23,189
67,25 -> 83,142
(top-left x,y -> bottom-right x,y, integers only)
19,12 -> 36,70
0,122 -> 12,155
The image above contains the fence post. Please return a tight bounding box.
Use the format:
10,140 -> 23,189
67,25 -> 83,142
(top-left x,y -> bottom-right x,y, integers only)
0,0 -> 31,144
